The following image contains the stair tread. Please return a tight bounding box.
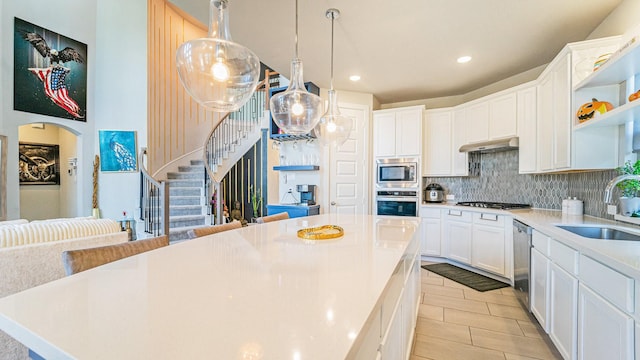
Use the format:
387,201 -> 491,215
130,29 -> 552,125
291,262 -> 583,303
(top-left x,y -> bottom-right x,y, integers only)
169,224 -> 211,233
169,214 -> 206,220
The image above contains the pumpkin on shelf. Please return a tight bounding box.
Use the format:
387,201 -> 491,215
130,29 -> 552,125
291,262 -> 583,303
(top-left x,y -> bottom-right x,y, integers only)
629,89 -> 640,102
576,98 -> 614,123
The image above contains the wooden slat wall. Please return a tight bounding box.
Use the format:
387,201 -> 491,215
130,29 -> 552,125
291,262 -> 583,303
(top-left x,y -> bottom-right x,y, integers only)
147,0 -> 223,174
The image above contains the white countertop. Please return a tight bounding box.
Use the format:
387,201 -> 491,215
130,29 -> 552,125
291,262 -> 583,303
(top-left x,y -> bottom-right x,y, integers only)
421,203 -> 640,280
0,214 -> 420,360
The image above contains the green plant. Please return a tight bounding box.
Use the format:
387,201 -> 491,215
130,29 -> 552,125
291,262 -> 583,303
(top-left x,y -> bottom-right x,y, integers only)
250,185 -> 262,218
616,160 -> 640,197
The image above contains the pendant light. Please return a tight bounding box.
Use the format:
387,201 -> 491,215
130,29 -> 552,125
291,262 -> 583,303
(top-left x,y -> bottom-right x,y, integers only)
269,0 -> 323,135
314,9 -> 353,146
176,0 -> 261,112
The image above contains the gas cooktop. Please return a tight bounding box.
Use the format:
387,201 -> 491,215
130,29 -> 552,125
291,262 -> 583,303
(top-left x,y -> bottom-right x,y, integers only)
456,201 -> 531,210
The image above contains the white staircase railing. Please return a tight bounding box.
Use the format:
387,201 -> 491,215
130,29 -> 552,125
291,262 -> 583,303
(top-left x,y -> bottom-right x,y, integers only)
139,148 -> 170,237
203,73 -> 275,224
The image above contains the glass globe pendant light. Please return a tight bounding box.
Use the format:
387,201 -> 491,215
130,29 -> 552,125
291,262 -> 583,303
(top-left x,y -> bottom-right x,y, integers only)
314,9 -> 353,146
269,0 -> 323,135
176,0 -> 260,112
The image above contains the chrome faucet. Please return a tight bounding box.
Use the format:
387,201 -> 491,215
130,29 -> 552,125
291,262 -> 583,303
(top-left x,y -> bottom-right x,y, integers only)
603,174 -> 640,203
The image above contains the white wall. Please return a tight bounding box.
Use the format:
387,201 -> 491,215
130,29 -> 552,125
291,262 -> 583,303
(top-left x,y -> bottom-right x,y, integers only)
58,127 -> 78,218
1,0 -> 147,221
94,0 -> 147,220
587,0 -> 640,40
1,0 -> 98,219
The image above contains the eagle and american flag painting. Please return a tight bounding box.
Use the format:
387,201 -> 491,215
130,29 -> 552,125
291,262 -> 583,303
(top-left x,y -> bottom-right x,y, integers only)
14,18 -> 87,121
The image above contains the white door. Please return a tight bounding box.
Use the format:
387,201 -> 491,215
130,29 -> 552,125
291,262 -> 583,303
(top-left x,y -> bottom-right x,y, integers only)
328,103 -> 369,215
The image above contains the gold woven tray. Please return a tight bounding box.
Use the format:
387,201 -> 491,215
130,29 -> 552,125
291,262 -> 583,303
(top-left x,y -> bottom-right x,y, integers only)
297,225 -> 344,240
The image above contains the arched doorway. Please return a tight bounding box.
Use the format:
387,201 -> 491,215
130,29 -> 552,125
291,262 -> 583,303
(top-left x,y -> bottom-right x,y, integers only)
18,122 -> 79,220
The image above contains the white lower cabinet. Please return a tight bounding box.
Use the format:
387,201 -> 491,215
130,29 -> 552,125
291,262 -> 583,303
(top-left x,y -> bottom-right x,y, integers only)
420,207 -> 441,256
529,231 -> 635,360
430,208 -> 508,277
380,287 -> 404,360
530,247 -> 549,332
636,323 -> 640,360
578,284 -> 634,360
357,237 -> 420,360
442,209 -> 472,265
471,213 -> 506,276
548,262 -> 578,360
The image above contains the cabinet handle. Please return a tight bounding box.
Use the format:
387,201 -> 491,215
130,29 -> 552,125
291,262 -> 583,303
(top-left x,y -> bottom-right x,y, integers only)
447,210 -> 462,216
480,213 -> 498,221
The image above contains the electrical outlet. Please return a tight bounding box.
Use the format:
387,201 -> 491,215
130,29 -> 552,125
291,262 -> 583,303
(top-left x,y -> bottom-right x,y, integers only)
607,204 -> 617,215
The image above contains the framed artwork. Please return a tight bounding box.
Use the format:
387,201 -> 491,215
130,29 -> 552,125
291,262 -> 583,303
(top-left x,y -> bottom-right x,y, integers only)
14,17 -> 87,121
19,142 -> 60,185
98,130 -> 138,172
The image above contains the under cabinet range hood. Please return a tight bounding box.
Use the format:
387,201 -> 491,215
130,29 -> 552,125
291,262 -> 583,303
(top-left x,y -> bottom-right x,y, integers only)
459,137 -> 519,153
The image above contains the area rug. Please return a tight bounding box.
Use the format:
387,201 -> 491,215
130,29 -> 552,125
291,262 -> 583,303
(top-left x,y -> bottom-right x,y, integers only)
421,263 -> 509,292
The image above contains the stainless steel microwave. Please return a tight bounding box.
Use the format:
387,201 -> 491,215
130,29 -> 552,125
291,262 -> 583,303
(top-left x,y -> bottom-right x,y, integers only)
375,158 -> 419,188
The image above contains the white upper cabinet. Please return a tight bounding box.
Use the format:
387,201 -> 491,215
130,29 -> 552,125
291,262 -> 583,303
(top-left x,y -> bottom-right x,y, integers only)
462,88 -> 518,145
517,84 -> 537,173
489,92 -> 518,139
374,106 -> 423,158
465,102 -> 490,144
534,36 -> 622,173
452,108 -> 469,176
423,109 -> 452,176
423,108 -> 468,177
373,112 -> 396,157
537,51 -> 572,172
537,67 -> 556,172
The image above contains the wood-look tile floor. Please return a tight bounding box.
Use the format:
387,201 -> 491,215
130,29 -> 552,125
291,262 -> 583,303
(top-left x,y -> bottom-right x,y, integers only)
410,263 -> 563,360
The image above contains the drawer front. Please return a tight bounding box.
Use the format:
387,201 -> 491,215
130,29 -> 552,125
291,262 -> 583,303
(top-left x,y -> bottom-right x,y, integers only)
532,230 -> 550,257
549,239 -> 578,275
420,207 -> 441,219
472,212 -> 505,227
580,255 -> 634,314
442,209 -> 472,222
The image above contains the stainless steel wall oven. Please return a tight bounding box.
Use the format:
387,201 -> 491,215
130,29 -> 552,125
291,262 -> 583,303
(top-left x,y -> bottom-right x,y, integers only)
375,190 -> 419,217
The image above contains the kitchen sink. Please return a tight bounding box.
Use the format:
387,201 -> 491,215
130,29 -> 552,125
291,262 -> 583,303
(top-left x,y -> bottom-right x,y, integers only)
556,225 -> 640,241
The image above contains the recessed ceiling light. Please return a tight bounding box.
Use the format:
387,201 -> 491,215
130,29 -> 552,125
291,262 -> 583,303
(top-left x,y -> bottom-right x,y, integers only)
457,56 -> 472,64
349,75 -> 361,81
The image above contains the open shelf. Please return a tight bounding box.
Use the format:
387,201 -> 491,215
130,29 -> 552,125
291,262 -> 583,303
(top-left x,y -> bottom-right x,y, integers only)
573,99 -> 640,130
574,35 -> 640,90
273,165 -> 320,171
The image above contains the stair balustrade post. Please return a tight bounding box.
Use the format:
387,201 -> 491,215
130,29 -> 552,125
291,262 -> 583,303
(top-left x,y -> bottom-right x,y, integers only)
160,181 -> 170,236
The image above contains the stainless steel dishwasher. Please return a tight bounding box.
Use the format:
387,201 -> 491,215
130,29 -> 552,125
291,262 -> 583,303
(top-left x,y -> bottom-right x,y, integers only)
513,219 -> 533,311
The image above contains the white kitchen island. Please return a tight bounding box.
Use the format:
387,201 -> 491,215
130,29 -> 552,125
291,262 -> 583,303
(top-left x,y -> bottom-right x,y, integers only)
0,214 -> 421,360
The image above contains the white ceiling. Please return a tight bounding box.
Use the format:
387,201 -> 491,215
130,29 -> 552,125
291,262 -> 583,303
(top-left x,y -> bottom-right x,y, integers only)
175,0 -> 623,104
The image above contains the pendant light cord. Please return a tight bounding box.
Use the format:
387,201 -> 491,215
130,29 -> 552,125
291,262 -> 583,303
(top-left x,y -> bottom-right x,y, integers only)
330,13 -> 334,91
294,0 -> 299,59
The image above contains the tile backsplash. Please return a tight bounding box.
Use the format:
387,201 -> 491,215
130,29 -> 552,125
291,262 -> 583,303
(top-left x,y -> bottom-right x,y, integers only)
423,150 -> 617,218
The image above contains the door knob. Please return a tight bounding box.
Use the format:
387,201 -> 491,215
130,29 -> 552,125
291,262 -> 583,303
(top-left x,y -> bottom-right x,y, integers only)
331,201 -> 336,206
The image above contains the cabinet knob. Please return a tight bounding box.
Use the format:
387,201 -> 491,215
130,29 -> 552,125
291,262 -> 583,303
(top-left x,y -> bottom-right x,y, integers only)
331,201 -> 336,206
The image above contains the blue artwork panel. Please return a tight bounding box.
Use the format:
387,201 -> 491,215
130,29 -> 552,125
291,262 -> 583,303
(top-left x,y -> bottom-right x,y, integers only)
98,130 -> 138,172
